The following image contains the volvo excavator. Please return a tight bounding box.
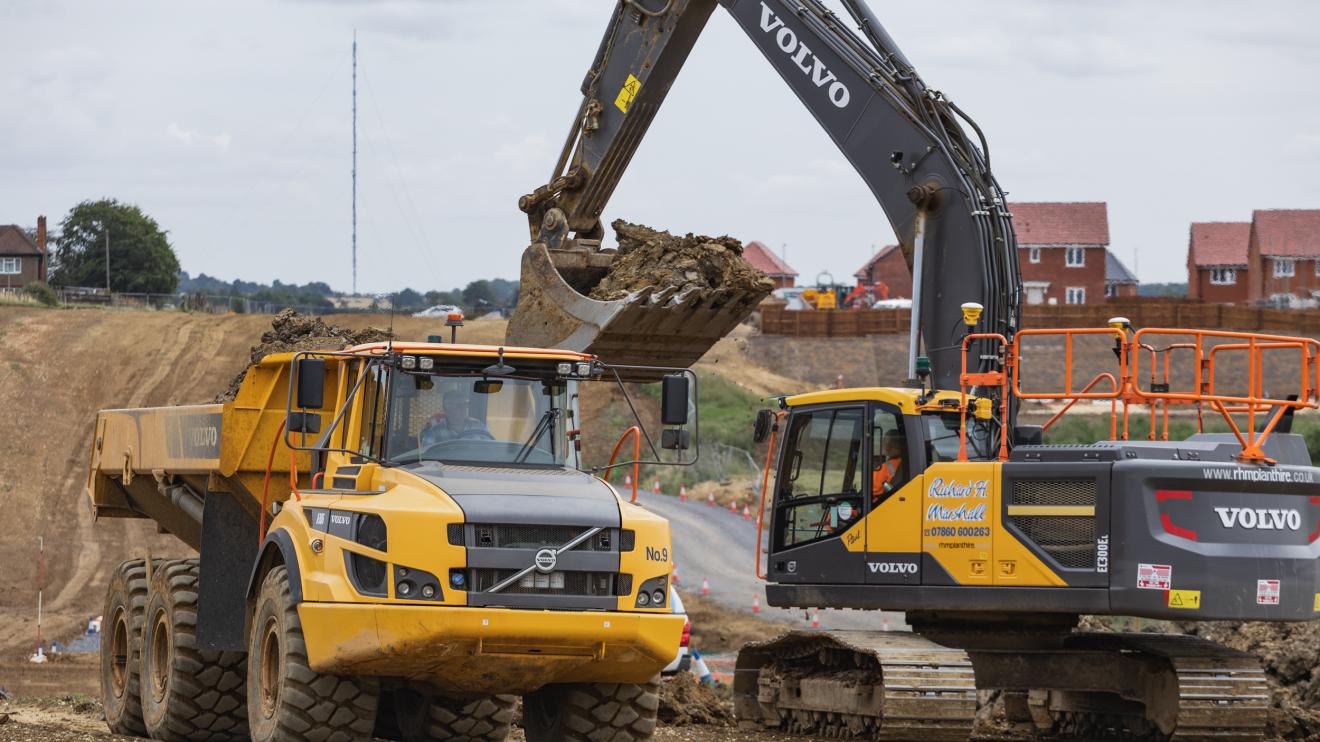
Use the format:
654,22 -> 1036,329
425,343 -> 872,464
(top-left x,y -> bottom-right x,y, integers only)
511,1 -> 1320,740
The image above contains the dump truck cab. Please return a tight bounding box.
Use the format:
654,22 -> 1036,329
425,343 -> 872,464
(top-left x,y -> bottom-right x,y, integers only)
87,339 -> 688,742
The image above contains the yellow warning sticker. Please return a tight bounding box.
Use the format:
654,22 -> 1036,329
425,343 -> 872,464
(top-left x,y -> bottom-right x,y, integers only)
615,74 -> 641,113
1313,592 -> 1320,611
1167,589 -> 1201,609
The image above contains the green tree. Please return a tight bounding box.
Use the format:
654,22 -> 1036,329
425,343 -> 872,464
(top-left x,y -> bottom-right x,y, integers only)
50,199 -> 180,294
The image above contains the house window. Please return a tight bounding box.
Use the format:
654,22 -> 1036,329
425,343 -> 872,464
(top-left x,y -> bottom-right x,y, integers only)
1028,247 -> 1041,264
1065,247 -> 1085,267
1066,287 -> 1086,305
0,257 -> 20,275
1274,258 -> 1295,278
1105,283 -> 1117,298
1210,268 -> 1236,285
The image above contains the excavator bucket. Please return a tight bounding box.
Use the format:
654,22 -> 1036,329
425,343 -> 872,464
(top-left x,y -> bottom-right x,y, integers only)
506,243 -> 772,379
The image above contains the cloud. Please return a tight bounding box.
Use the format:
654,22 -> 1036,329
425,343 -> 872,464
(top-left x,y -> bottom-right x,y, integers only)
166,123 -> 232,151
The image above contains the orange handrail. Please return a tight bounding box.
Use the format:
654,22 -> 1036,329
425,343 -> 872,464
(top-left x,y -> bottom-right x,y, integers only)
956,325 -> 1320,463
1042,372 -> 1118,437
602,426 -> 642,503
755,412 -> 785,581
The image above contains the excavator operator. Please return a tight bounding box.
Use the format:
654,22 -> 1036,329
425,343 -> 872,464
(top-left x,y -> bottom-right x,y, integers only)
421,390 -> 493,445
872,431 -> 906,498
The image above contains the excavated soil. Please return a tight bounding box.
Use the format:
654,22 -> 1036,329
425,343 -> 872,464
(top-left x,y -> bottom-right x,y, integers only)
658,672 -> 734,727
683,594 -> 794,654
215,309 -> 392,401
587,221 -> 775,301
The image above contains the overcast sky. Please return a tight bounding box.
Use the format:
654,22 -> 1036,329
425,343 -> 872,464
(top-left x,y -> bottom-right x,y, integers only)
3,1 -> 1318,294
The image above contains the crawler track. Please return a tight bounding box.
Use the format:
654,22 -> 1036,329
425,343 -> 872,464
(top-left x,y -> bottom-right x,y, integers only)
733,630 -> 977,741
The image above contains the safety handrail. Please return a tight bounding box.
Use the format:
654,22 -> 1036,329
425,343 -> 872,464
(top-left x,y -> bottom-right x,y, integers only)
1042,372 -> 1118,438
602,426 -> 642,503
958,325 -> 1320,463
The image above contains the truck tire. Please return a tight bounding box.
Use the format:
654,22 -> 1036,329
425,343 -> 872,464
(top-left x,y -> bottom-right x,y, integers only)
522,678 -> 660,742
247,565 -> 378,742
394,687 -> 516,741
140,559 -> 249,741
101,559 -> 151,736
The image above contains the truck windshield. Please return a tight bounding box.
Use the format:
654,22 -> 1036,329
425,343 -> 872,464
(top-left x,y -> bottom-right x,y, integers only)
375,369 -> 570,467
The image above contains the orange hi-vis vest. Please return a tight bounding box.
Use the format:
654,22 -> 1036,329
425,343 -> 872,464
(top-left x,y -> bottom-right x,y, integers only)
872,456 -> 902,494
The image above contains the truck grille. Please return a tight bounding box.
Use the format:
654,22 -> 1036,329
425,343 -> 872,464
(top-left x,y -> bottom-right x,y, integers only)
459,524 -> 618,552
470,568 -> 620,596
1009,479 -> 1097,570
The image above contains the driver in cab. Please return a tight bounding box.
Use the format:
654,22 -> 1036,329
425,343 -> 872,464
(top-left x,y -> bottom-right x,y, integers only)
420,390 -> 491,445
872,432 -> 905,498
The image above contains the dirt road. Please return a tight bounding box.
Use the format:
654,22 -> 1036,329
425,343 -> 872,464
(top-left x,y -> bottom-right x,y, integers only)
638,488 -> 908,632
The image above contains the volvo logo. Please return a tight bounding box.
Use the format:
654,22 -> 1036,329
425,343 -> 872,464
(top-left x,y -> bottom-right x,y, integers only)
868,561 -> 918,575
1214,507 -> 1302,531
533,548 -> 557,573
757,2 -> 851,109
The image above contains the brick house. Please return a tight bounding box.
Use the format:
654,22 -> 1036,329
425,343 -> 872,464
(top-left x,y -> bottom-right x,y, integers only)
0,216 -> 48,288
742,240 -> 798,288
1105,253 -> 1139,299
1186,222 -> 1250,303
1012,202 -> 1110,305
1245,209 -> 1320,305
853,244 -> 912,298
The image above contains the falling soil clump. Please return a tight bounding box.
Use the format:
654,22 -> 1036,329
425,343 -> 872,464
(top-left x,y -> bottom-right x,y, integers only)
215,309 -> 392,402
587,220 -> 775,301
658,672 -> 734,727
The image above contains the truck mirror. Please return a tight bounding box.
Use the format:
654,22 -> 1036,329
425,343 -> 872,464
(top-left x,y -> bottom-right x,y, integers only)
474,379 -> 503,394
753,409 -> 773,443
296,358 -> 326,410
660,375 -> 689,426
287,411 -> 322,435
661,428 -> 690,451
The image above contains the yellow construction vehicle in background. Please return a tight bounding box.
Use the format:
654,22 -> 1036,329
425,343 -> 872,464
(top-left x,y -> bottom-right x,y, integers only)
87,325 -> 694,741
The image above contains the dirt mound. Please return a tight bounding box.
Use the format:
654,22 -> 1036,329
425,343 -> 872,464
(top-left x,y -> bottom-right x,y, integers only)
1181,621 -> 1320,740
587,220 -> 775,302
215,309 -> 392,401
685,595 -> 793,654
658,672 -> 734,727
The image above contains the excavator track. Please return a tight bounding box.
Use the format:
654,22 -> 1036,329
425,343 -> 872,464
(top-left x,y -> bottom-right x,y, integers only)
733,630 -> 977,741
1064,632 -> 1270,742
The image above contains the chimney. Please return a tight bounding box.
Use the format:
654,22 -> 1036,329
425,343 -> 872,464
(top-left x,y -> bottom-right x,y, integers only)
36,215 -> 47,283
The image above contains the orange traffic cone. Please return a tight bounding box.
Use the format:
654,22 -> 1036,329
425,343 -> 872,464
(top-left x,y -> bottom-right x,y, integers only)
701,578 -> 710,596
729,500 -> 738,514
742,505 -> 751,520
810,609 -> 821,628
752,597 -> 761,614
624,474 -> 632,488
882,614 -> 891,632
707,492 -> 716,506
679,484 -> 687,501
670,564 -> 680,584
652,479 -> 661,495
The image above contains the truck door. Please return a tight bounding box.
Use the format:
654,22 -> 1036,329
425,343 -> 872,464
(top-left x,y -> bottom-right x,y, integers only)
865,404 -> 924,584
767,405 -> 868,584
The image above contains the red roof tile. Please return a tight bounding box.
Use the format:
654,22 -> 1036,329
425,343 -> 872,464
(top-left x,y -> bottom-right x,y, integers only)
742,240 -> 797,277
1188,222 -> 1250,267
1010,202 -> 1109,246
1253,209 -> 1320,257
854,244 -> 901,280
0,225 -> 42,256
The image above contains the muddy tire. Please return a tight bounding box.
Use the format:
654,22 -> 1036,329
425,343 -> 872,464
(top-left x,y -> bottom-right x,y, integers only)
140,559 -> 248,741
247,564 -> 378,742
523,678 -> 660,742
101,559 -> 152,736
393,687 -> 516,741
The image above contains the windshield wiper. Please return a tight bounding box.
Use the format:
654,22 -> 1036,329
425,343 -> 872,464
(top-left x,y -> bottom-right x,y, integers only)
514,408 -> 560,464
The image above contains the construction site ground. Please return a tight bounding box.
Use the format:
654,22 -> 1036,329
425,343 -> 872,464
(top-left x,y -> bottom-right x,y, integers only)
3,305 -> 1320,740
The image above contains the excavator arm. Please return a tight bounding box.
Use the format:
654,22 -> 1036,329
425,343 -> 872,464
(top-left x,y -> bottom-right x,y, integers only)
510,0 -> 1020,390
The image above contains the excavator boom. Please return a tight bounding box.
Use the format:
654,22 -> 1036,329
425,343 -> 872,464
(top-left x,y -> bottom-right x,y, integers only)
509,0 -> 1019,385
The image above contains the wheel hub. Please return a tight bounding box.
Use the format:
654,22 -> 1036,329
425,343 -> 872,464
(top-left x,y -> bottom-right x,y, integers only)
109,608 -> 129,697
259,617 -> 282,719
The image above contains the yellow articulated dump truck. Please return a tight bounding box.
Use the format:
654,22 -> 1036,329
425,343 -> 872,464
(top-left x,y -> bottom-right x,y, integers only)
86,335 -> 693,742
